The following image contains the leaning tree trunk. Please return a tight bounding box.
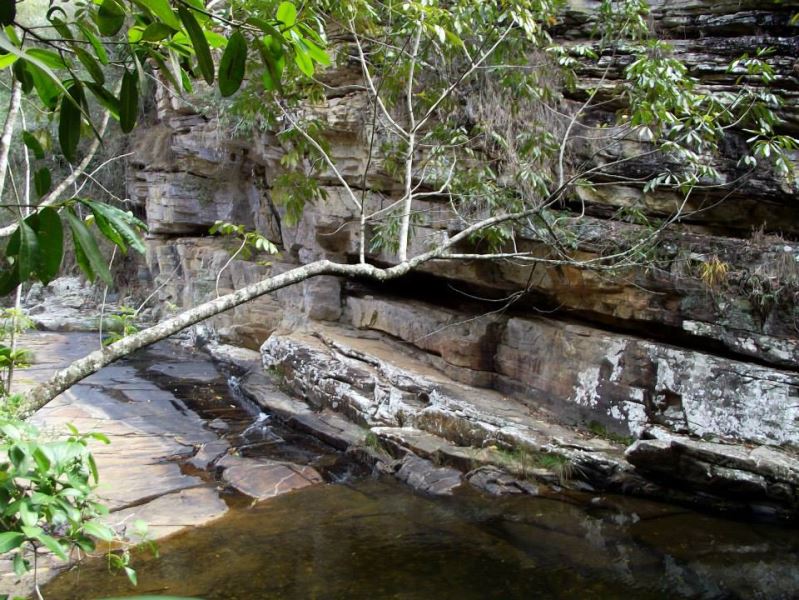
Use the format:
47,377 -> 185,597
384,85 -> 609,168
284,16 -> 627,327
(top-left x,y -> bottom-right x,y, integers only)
19,203 -> 548,415
19,260 -> 396,414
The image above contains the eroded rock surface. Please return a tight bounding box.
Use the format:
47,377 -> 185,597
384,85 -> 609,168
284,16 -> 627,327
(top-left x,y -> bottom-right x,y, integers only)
257,324 -> 799,517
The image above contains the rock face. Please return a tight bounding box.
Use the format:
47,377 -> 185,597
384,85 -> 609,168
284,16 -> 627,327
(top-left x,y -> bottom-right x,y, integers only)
128,3 -> 799,512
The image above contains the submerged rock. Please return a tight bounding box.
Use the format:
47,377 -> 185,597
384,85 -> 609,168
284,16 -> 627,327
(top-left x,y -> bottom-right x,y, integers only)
218,455 -> 323,500
393,455 -> 463,496
467,466 -> 540,496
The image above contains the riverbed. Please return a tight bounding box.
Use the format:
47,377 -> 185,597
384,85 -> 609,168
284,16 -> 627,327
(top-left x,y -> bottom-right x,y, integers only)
11,333 -> 799,599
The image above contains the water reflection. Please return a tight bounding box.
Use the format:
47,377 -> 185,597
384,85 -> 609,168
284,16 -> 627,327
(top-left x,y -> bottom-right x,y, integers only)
45,479 -> 799,600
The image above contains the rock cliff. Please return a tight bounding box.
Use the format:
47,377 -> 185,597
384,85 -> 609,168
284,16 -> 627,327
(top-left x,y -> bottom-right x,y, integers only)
128,1 -> 799,515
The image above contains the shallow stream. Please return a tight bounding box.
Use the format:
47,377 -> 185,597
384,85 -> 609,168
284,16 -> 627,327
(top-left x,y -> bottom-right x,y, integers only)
41,342 -> 799,600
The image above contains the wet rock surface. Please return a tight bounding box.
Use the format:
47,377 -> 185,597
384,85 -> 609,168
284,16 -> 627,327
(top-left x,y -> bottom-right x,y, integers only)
217,455 -> 323,500
258,323 -> 799,519
0,332 -> 340,598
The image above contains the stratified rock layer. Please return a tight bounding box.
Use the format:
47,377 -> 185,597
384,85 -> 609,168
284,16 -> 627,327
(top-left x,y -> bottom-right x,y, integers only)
128,2 -> 799,511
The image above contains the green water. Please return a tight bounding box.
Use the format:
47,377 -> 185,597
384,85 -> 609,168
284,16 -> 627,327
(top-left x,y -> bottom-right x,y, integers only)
44,478 -> 799,599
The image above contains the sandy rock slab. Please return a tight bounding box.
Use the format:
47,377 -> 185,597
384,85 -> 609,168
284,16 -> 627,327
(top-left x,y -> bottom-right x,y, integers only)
1,333 -> 232,598
218,455 -> 324,500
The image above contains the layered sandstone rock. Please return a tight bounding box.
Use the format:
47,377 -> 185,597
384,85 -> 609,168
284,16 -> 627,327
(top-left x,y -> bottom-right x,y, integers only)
129,2 -> 799,509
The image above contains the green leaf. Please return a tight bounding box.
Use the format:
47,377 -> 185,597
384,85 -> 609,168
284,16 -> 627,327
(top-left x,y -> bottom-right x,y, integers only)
87,452 -> 99,484
77,22 -> 109,65
141,22 -> 175,42
0,0 -> 15,27
16,220 -> 39,282
58,83 -> 83,163
32,207 -> 63,283
86,204 -> 125,251
27,63 -> 60,110
64,207 -> 112,285
27,48 -> 68,69
0,532 -> 24,553
19,500 -> 37,528
13,551 -> 29,576
260,34 -> 285,92
0,52 -> 16,68
12,60 -> 34,93
0,39 -> 56,106
85,82 -> 121,120
81,199 -> 147,254
22,131 -> 45,159
218,30 -> 247,97
74,46 -> 105,85
178,5 -> 214,85
301,37 -> 330,66
96,0 -> 125,36
48,16 -> 73,41
33,167 -> 52,198
276,2 -> 297,29
138,0 -> 181,30
82,520 -> 115,541
293,44 -> 313,77
32,531 -> 67,560
119,69 -> 139,133
124,567 -> 138,586
246,16 -> 284,42
89,431 -> 111,444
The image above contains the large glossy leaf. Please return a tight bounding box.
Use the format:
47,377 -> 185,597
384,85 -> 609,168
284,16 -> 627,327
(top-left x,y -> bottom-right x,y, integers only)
119,69 -> 139,133
218,30 -> 246,97
137,0 -> 181,30
33,167 -> 51,198
260,34 -> 285,92
82,199 -> 147,253
85,81 -> 121,120
33,207 -> 63,283
77,22 -> 109,65
276,1 -> 297,29
16,220 -> 38,282
65,208 -> 112,285
293,43 -> 313,77
5,209 -> 64,285
82,520 -> 115,542
27,63 -> 60,109
22,131 -> 45,159
27,48 -> 68,69
179,5 -> 214,84
301,37 -> 330,66
12,60 -> 33,93
58,83 -> 83,163
96,0 -> 125,37
141,22 -> 176,42
0,267 -> 20,296
0,532 -> 24,553
246,16 -> 284,42
87,205 -> 125,251
74,46 -> 105,84
31,530 -> 67,560
48,16 -> 73,41
0,31 -> 70,109
0,52 -> 16,68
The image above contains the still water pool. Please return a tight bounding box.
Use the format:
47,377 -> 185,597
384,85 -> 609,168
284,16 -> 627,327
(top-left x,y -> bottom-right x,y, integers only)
45,475 -> 799,599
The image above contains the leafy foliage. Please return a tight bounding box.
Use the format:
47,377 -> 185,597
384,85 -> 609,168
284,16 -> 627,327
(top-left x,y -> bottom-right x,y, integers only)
0,418 -> 114,576
209,220 -> 279,259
